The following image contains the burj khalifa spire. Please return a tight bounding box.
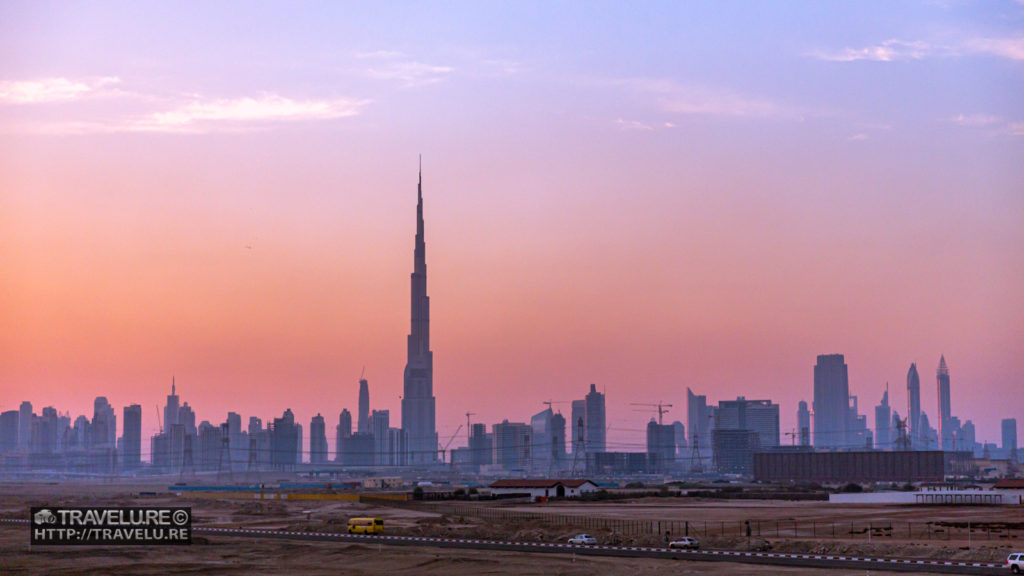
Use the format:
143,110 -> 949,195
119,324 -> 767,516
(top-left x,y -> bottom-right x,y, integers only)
401,159 -> 438,465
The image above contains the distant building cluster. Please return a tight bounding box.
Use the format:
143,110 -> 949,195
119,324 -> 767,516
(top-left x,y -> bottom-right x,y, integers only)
2,169 -> 1021,484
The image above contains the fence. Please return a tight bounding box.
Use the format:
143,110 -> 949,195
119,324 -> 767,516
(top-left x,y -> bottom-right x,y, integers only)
407,502 -> 1022,542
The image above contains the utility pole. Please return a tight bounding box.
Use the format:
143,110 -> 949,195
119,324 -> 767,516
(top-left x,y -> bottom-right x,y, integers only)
570,416 -> 585,477
216,423 -> 233,484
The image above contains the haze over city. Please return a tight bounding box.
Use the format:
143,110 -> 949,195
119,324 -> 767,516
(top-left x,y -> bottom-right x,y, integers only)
2,1 -> 1022,454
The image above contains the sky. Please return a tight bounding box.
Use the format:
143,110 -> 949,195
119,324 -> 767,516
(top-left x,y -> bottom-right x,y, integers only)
1,1 -> 1022,457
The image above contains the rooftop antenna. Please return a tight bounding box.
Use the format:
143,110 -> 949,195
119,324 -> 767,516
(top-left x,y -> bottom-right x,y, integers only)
360,365 -> 365,380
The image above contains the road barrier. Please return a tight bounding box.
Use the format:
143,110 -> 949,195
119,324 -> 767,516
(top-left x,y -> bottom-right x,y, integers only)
391,502 -> 1022,542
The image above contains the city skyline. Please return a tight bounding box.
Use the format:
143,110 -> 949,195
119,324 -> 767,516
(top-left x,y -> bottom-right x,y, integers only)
2,2 -> 1022,453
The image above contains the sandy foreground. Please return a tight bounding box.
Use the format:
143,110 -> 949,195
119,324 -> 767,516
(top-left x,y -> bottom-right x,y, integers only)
1,480 -> 1019,575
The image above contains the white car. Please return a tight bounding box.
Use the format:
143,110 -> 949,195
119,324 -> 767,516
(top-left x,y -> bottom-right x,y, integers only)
568,534 -> 597,545
1009,552 -> 1024,574
668,537 -> 700,549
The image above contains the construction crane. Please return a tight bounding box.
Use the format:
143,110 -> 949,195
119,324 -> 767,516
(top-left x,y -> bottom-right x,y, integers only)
630,402 -> 673,425
438,424 -> 463,466
542,400 -> 567,410
156,406 -> 163,434
465,412 -> 476,450
784,429 -> 798,446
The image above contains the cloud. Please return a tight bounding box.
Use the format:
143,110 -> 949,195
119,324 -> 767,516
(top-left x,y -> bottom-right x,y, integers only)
0,77 -> 119,104
614,78 -> 804,120
964,36 -> 1024,61
811,35 -> 1024,63
615,118 -> 654,131
808,40 -> 932,62
847,133 -> 869,141
481,59 -> 524,76
131,94 -> 369,133
355,51 -> 453,87
7,93 -> 369,135
948,113 -> 1024,137
951,113 -> 1002,127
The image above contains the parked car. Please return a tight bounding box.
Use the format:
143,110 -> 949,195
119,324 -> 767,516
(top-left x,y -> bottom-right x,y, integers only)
568,534 -> 597,545
668,537 -> 700,549
1009,552 -> 1024,574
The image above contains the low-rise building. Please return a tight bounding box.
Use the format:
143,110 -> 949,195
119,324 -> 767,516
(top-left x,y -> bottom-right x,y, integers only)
489,478 -> 598,501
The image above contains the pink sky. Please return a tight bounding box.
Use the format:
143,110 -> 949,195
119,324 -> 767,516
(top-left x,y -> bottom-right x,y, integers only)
1,2 -> 1022,454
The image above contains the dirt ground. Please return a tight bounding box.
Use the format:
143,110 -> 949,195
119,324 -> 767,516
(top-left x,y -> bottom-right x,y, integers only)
1,480 -> 1020,575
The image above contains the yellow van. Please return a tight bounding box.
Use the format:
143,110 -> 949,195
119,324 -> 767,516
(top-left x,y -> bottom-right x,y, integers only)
347,517 -> 384,534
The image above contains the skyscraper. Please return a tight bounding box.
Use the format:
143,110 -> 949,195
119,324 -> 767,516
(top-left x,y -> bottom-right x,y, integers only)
715,397 -> 780,447
550,412 -> 567,465
310,414 -> 327,464
874,385 -> 891,450
530,407 -> 554,473
493,420 -> 532,471
370,409 -> 390,466
907,363 -> 921,446
401,164 -> 438,465
937,355 -> 952,450
122,404 -> 142,469
1003,418 -> 1018,461
271,409 -> 298,469
357,377 -> 370,435
646,418 -> 675,472
797,400 -> 811,446
335,409 -> 352,462
92,397 -> 116,448
0,410 -> 18,452
813,354 -> 850,449
687,388 -> 714,457
469,423 -> 491,467
584,384 -> 606,453
164,378 -> 180,431
19,401 -> 32,450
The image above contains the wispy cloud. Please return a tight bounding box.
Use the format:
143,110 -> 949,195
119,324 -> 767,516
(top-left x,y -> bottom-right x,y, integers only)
8,92 -> 369,135
0,77 -> 120,104
951,113 -> 1002,128
964,36 -> 1024,61
355,51 -> 453,87
481,59 -> 524,76
614,118 -> 654,131
614,78 -> 805,120
810,35 -> 1024,62
847,133 -> 869,141
808,40 -> 933,62
133,94 -> 368,132
948,113 -> 1024,137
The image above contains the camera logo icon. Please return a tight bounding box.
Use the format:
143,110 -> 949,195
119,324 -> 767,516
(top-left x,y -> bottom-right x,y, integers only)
34,509 -> 57,525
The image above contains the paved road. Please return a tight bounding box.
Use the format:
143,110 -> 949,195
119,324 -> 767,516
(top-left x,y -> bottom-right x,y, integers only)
2,518 -> 1006,574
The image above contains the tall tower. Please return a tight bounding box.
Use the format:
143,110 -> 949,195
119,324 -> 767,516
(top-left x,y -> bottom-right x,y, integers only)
357,378 -> 370,434
164,377 -> 180,431
874,385 -> 891,450
936,355 -> 951,449
122,404 -> 142,469
401,161 -> 438,465
813,354 -> 850,449
584,384 -> 606,453
797,400 -> 811,446
906,363 -> 920,447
